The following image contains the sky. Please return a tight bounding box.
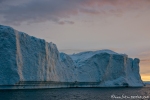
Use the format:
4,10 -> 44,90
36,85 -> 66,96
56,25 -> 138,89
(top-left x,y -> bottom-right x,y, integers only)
0,0 -> 150,81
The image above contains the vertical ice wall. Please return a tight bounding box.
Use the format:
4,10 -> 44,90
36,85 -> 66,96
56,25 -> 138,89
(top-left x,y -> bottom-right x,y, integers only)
0,25 -> 143,87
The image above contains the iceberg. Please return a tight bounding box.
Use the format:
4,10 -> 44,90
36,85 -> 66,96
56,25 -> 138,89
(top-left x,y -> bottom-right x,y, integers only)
0,25 -> 144,89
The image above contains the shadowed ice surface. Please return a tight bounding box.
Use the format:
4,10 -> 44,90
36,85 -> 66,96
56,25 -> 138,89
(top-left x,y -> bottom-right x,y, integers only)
0,87 -> 150,100
0,25 -> 143,87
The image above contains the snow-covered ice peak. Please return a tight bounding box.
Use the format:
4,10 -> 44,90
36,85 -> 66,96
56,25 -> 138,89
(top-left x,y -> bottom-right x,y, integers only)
70,49 -> 126,64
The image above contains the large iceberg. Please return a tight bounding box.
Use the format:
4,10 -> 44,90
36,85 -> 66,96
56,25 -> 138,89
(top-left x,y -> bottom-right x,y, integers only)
0,25 -> 143,89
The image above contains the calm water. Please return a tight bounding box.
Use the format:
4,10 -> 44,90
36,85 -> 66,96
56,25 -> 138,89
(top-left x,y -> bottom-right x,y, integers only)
0,87 -> 150,100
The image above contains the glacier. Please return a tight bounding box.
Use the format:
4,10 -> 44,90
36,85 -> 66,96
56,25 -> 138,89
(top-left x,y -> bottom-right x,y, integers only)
0,25 -> 144,89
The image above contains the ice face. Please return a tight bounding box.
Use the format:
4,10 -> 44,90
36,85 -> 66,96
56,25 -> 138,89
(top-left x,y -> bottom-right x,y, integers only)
0,25 -> 144,88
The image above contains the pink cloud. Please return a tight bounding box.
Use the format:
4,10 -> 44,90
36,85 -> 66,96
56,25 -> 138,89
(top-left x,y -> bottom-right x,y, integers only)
0,0 -> 150,25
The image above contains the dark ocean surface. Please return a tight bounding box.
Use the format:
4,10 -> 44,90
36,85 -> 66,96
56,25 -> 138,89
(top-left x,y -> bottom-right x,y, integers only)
0,86 -> 150,100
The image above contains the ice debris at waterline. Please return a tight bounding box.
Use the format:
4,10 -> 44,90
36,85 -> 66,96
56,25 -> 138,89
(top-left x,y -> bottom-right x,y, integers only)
0,25 -> 144,89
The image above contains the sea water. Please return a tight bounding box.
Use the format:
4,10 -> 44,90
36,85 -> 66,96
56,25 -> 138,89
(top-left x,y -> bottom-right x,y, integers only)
0,86 -> 150,100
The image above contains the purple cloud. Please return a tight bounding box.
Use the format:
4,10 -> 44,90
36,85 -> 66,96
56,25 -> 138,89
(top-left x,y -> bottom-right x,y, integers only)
0,0 -> 150,25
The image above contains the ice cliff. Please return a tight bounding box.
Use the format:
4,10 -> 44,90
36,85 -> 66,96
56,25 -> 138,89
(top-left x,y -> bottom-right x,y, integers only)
0,25 -> 143,89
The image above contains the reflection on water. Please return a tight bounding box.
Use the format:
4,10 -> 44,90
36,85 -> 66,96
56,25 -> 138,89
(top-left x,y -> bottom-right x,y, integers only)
0,87 -> 150,100
145,84 -> 150,87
